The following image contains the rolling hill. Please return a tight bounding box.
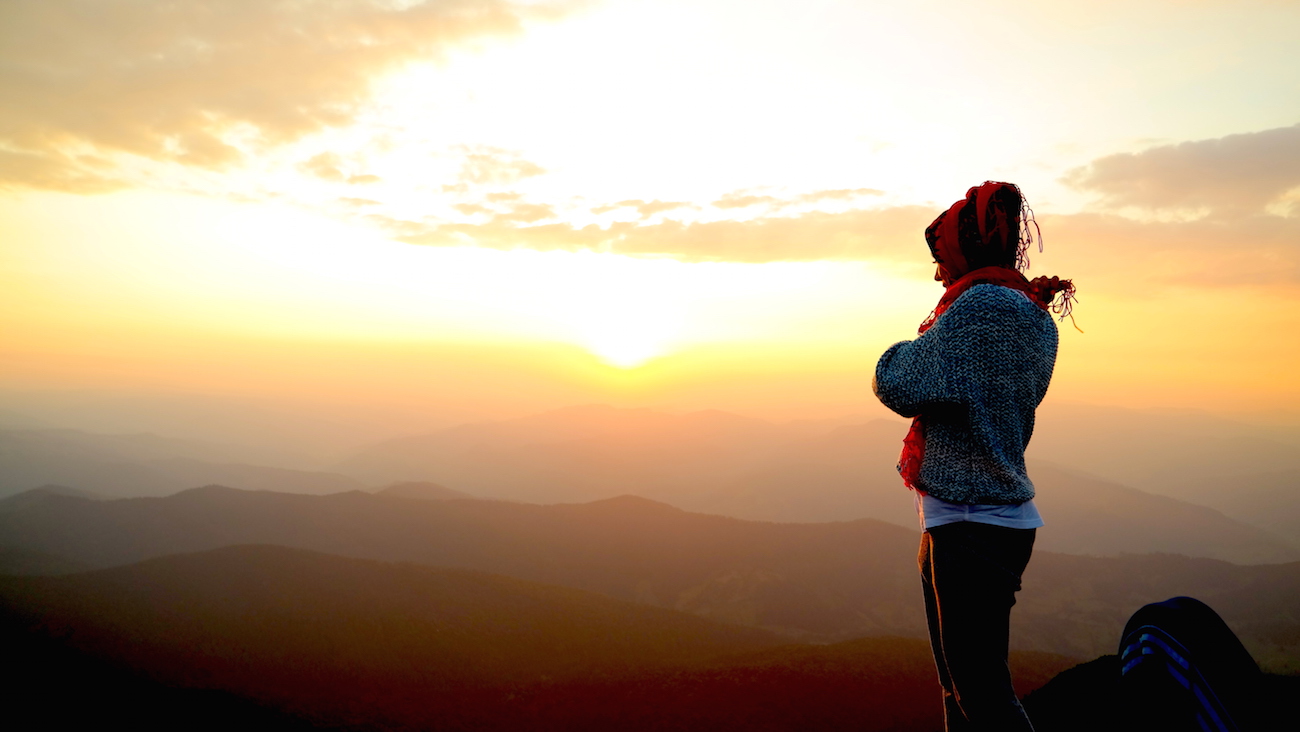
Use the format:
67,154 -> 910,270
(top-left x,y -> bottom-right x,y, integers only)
333,406 -> 1299,562
4,406 -> 1294,563
374,480 -> 477,500
3,486 -> 1298,670
0,545 -> 1077,732
1169,469 -> 1300,548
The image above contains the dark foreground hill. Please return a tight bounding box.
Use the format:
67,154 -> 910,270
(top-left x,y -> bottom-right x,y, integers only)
0,546 -> 1078,732
1,616 -> 323,731
2,487 -> 1299,670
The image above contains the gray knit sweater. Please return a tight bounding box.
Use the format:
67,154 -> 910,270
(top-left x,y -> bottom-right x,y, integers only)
873,284 -> 1058,505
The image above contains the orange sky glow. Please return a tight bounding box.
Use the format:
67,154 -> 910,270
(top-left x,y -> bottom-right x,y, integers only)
2,0 -> 1299,432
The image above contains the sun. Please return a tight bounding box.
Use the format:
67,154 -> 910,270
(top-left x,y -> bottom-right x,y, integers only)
585,336 -> 663,369
573,298 -> 679,369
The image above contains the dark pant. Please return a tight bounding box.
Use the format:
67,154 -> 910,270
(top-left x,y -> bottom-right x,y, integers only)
919,522 -> 1036,732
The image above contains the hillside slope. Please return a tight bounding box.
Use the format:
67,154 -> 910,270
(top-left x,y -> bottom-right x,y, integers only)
0,545 -> 1075,732
2,486 -> 1298,669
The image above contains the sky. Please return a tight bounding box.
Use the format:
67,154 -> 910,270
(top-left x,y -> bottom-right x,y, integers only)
2,0 -> 1299,432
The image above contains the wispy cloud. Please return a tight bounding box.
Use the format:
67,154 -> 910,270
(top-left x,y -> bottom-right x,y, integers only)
1042,212 -> 1300,288
712,193 -> 781,210
493,202 -> 556,224
711,188 -> 884,211
368,206 -> 933,263
455,146 -> 547,185
338,197 -> 381,207
0,0 -> 539,192
1063,123 -> 1300,217
590,199 -> 695,218
358,176 -> 1300,289
298,153 -> 381,185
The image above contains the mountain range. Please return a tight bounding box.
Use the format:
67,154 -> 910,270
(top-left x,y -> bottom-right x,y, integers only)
0,428 -> 366,498
2,403 -> 1297,563
3,486 -> 1297,671
334,405 -> 1299,562
2,399 -> 1296,729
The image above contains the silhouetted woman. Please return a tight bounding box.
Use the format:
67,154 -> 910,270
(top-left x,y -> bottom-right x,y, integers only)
873,182 -> 1075,732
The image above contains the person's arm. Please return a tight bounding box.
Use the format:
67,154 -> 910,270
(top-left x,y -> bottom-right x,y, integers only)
873,335 -> 958,419
872,298 -> 981,419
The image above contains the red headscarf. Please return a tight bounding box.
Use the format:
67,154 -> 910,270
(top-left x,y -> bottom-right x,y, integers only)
898,181 -> 1076,492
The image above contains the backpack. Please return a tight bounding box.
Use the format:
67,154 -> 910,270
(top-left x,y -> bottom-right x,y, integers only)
1118,596 -> 1263,732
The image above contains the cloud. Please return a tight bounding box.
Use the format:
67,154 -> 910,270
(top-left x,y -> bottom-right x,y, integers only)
369,205 -> 934,263
0,149 -> 124,194
359,198 -> 1300,291
455,146 -> 546,185
451,197 -> 554,221
0,0 -> 537,192
711,188 -> 885,211
794,188 -> 885,203
338,197 -> 380,207
452,203 -> 493,216
1040,211 -> 1300,289
1063,123 -> 1300,216
493,202 -> 555,223
608,208 -> 929,262
713,193 -> 781,210
589,199 -> 694,217
299,153 -> 348,183
298,153 -> 382,184
633,200 -> 692,217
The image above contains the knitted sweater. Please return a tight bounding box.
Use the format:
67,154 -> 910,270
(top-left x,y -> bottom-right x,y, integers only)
873,284 -> 1058,505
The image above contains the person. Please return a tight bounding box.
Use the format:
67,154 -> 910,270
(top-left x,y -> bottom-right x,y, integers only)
872,181 -> 1075,732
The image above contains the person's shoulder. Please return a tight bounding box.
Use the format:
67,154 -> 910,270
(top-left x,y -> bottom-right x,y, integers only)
942,284 -> 1055,338
956,283 -> 1032,305
951,283 -> 1045,317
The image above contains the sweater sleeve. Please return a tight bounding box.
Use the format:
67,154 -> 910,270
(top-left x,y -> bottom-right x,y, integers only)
873,286 -> 1018,418
872,321 -> 969,419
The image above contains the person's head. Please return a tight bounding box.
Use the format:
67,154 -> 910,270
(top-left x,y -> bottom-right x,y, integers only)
925,181 -> 1033,286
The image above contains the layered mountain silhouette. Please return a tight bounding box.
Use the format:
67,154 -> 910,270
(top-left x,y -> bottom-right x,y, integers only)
2,399 -> 1296,730
374,480 -> 477,500
333,405 -> 1298,562
0,428 -> 366,498
1029,402 -> 1300,497
0,545 -> 1078,732
1027,463 -> 1298,563
4,405 -> 1295,562
3,486 -> 1297,670
1173,469 -> 1300,548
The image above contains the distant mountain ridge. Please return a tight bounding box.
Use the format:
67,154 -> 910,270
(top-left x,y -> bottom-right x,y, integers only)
334,405 -> 1299,563
2,486 -> 1297,670
1171,469 -> 1300,548
1029,402 -> 1300,495
374,480 -> 476,500
3,404 -> 1297,563
0,428 -> 366,498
